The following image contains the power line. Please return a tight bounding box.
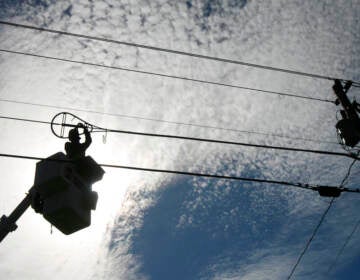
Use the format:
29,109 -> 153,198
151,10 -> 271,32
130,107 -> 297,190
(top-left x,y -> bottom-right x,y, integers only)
0,21 -> 358,84
102,128 -> 354,158
0,113 -> 356,160
0,97 -> 339,145
102,128 -> 355,159
0,152 -> 353,193
0,115 -> 51,126
0,21 -> 358,261
326,156 -> 359,274
287,156 -> 359,279
2,113 -> 358,195
0,48 -> 334,104
287,197 -> 335,280
339,157 -> 358,187
328,218 -> 360,274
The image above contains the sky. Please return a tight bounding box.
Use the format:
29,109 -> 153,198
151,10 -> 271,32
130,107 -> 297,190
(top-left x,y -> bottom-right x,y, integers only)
0,0 -> 359,279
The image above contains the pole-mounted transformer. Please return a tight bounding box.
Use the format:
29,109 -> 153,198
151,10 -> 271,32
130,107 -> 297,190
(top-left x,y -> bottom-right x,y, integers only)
333,79 -> 360,147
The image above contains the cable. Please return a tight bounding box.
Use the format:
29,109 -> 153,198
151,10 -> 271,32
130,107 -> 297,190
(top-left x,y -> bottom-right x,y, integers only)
339,157 -> 358,187
325,156 -> 359,274
103,127 -> 355,158
287,197 -> 335,280
0,115 -> 51,126
56,112 -> 360,159
287,155 -> 359,279
103,128 -> 356,159
0,113 -> 356,160
0,152 -> 357,195
328,218 -> 360,274
0,97 -> 339,145
0,21 -> 358,84
0,49 -> 334,104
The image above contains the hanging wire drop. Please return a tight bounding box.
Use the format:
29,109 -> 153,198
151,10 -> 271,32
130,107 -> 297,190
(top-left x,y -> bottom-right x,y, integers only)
102,130 -> 108,144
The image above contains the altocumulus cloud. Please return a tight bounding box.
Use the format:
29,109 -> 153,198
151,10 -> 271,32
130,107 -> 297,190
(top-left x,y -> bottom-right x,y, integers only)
0,1 -> 359,280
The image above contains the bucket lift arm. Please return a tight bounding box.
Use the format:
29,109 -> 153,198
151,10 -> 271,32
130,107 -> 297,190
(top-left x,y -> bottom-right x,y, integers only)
0,188 -> 33,243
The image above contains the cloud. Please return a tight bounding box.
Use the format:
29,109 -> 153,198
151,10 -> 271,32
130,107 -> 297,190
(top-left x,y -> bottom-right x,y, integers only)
0,0 -> 359,280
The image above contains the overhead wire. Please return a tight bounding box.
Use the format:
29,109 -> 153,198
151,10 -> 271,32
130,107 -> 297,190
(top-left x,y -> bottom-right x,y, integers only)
0,97 -> 340,145
0,152 -> 358,194
0,113 -> 358,197
0,20 -> 358,85
0,38 -> 344,151
0,114 -> 357,160
326,156 -> 360,274
1,21 -> 359,274
287,197 -> 335,280
0,22 -> 356,149
339,156 -> 359,187
287,156 -> 359,279
0,48 -> 334,104
99,128 -> 357,159
327,218 -> 360,274
1,22 -> 360,279
0,115 -> 51,126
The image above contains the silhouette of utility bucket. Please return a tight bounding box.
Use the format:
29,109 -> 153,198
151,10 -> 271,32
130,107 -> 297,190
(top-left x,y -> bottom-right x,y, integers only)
33,152 -> 104,234
34,152 -> 73,197
34,153 -> 105,196
74,156 -> 105,185
43,185 -> 91,234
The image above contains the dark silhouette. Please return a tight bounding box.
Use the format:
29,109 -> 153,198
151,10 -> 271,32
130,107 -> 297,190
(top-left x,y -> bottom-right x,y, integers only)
65,123 -> 92,159
1,120 -> 105,241
30,188 -> 44,213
